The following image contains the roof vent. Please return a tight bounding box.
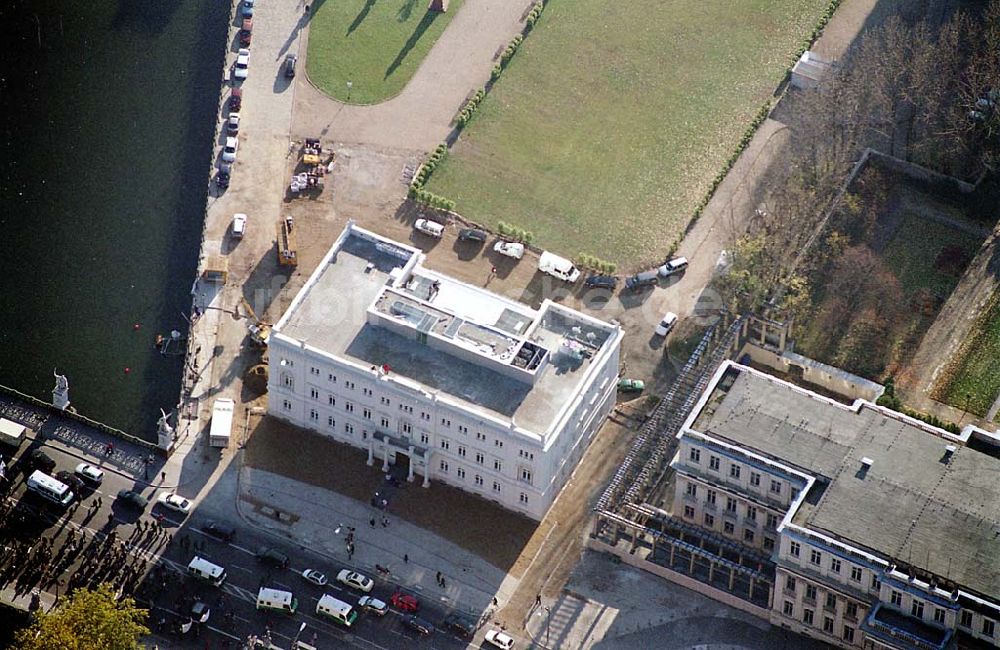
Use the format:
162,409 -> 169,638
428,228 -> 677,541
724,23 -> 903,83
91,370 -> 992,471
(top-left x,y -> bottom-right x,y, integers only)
856,457 -> 874,479
942,445 -> 957,464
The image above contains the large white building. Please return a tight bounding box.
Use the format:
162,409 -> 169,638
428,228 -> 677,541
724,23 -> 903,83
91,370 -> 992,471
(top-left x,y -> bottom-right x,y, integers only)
668,360 -> 1000,650
267,222 -> 623,519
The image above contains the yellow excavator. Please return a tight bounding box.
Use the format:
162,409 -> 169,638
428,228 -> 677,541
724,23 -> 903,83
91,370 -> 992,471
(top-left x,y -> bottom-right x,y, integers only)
239,296 -> 271,347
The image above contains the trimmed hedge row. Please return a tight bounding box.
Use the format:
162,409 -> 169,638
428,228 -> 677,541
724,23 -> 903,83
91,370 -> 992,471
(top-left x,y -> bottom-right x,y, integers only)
497,221 -> 535,244
688,100 -> 771,228
456,89 -> 486,127
876,377 -> 962,435
577,253 -> 617,274
525,1 -> 544,29
409,143 -> 457,210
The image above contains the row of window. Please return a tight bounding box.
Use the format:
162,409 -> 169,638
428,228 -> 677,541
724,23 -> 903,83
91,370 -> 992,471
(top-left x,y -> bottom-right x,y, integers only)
683,505 -> 776,550
683,483 -> 780,528
781,600 -> 856,643
436,460 -> 531,506
688,447 -> 784,495
785,576 -> 861,618
788,541 -> 878,588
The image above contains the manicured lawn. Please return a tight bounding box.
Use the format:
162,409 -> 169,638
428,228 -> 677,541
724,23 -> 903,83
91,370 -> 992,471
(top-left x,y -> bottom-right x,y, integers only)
880,211 -> 979,297
306,0 -> 464,104
936,293 -> 1000,417
426,0 -> 830,264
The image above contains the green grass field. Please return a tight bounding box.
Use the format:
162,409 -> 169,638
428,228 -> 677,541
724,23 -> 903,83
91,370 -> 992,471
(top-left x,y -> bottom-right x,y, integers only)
937,293 -> 1000,417
880,211 -> 980,297
425,0 -> 830,264
306,0 -> 463,104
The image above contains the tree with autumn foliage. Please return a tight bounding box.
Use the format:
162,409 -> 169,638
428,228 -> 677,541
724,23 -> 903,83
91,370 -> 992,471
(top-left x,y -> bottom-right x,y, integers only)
13,584 -> 149,650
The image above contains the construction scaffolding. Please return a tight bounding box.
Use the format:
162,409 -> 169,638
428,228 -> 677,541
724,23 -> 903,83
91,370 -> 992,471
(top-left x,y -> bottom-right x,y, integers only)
591,314 -> 775,610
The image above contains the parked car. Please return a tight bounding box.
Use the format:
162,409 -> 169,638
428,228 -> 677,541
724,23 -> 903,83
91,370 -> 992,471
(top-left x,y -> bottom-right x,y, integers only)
403,615 -> 434,635
657,256 -> 689,278
74,462 -> 104,486
493,241 -> 524,260
584,274 -> 617,289
358,595 -> 388,616
441,612 -> 477,638
229,87 -> 243,111
116,490 -> 149,510
617,378 -> 645,393
222,137 -> 238,163
301,569 -> 328,587
28,449 -> 56,473
655,312 -> 678,337
191,601 -> 211,624
226,112 -> 240,134
485,629 -> 516,649
284,54 -> 297,78
256,547 -> 290,569
240,0 -> 255,17
53,470 -> 84,494
413,218 -> 444,238
202,521 -> 235,542
234,48 -> 250,80
216,171 -> 231,189
390,592 -> 419,612
157,492 -> 192,515
458,228 -> 487,242
337,570 -> 374,593
240,18 -> 253,47
232,213 -> 247,239
624,270 -> 658,291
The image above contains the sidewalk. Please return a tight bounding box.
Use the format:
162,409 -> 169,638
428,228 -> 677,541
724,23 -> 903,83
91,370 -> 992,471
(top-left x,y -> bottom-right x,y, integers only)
236,465 -> 510,618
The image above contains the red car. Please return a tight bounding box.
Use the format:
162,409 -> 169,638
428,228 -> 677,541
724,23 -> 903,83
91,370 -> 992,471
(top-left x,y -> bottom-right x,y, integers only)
390,592 -> 419,613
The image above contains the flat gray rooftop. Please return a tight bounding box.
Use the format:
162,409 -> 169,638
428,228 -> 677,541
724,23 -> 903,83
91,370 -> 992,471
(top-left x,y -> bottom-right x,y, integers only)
279,231 -> 602,435
695,366 -> 1000,599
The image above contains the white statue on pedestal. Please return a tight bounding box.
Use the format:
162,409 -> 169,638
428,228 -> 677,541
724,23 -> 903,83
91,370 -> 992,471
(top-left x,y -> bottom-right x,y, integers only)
156,408 -> 174,450
52,369 -> 71,411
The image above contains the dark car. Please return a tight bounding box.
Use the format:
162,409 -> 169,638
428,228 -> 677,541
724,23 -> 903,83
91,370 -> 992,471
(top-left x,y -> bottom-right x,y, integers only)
584,274 -> 617,289
202,521 -> 236,542
240,18 -> 253,47
229,87 -> 243,111
624,269 -> 658,291
257,546 -> 290,569
284,54 -> 297,78
55,471 -> 85,493
116,489 -> 149,510
441,612 -> 477,638
458,228 -> 487,243
28,449 -> 56,473
404,615 -> 435,636
215,171 -> 231,189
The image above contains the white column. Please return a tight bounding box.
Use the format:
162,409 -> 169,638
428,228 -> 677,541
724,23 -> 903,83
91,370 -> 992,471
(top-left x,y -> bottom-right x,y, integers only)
407,445 -> 415,482
366,439 -> 374,466
422,450 -> 431,489
382,444 -> 390,473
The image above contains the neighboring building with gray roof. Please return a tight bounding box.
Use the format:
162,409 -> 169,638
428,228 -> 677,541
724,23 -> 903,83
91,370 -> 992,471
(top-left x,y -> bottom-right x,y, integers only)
268,222 -> 623,519
672,360 -> 1000,649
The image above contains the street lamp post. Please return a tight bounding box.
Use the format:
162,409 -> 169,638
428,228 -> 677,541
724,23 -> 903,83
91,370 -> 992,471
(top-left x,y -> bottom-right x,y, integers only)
346,81 -> 352,102
291,621 -> 307,648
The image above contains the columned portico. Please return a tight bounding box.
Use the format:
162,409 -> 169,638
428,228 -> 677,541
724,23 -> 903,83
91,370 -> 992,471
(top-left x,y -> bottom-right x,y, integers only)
371,431 -> 431,487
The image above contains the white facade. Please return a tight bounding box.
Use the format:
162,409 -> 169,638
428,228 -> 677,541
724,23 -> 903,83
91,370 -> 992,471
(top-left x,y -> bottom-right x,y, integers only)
267,223 -> 623,519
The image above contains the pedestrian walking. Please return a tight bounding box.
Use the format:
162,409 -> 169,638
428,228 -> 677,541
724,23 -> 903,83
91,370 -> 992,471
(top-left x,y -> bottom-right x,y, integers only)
403,553 -> 408,563
369,517 -> 375,528
436,571 -> 441,583
536,593 -> 542,606
381,517 -> 387,528
441,576 -> 446,588
161,471 -> 166,482
493,597 -> 498,607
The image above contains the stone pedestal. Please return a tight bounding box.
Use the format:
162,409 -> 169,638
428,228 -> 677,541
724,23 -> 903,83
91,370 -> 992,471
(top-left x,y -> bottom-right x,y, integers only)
156,409 -> 174,451
52,370 -> 70,411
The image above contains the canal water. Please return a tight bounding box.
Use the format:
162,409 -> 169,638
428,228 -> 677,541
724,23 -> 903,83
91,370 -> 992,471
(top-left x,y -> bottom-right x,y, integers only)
0,0 -> 229,439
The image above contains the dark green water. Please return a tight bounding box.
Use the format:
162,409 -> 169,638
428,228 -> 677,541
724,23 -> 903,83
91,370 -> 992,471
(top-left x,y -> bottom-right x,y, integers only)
0,0 -> 229,439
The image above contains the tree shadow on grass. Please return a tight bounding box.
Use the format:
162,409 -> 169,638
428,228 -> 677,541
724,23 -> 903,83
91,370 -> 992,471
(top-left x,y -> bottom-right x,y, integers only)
385,10 -> 439,79
397,0 -> 418,21
347,0 -> 377,36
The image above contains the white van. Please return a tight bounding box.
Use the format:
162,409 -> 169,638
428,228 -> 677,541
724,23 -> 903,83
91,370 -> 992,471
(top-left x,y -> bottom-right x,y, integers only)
413,218 -> 445,238
26,470 -> 74,506
188,556 -> 227,586
232,213 -> 247,239
316,594 -> 358,627
538,251 -> 580,283
257,587 -> 297,614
